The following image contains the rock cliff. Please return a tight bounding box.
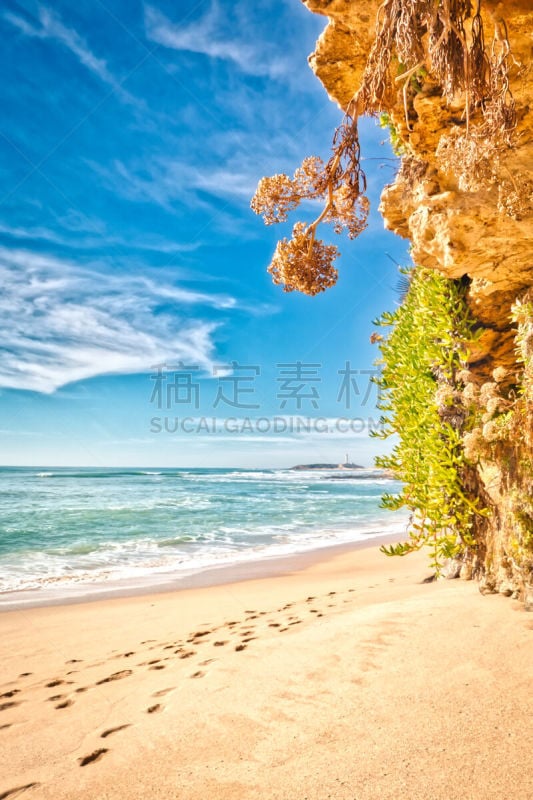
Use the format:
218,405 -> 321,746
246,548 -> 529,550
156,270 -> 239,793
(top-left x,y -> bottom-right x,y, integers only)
303,0 -> 533,597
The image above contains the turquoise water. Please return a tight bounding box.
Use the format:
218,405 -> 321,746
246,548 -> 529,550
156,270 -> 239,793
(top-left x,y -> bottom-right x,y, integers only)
0,467 -> 407,602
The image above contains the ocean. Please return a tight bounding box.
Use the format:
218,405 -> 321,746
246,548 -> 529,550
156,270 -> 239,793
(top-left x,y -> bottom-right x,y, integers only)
0,466 -> 408,606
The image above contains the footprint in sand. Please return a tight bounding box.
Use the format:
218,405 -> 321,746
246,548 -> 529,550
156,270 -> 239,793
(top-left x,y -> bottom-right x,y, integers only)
101,724 -> 131,738
149,665 -> 165,671
179,651 -> 196,659
213,641 -> 228,647
0,782 -> 41,798
96,670 -> 132,686
0,690 -> 20,699
190,671 -> 205,679
18,673 -> 32,678
46,679 -> 65,688
55,700 -> 74,709
235,644 -> 246,652
189,630 -> 211,641
152,687 -> 174,698
78,749 -> 108,766
146,704 -> 163,713
0,702 -> 20,712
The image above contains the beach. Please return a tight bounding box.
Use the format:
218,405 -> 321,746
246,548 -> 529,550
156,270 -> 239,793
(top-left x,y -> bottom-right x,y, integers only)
1,541 -> 531,800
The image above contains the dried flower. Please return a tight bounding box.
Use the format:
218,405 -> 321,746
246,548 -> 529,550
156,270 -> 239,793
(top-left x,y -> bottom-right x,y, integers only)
492,366 -> 508,383
456,369 -> 472,385
482,421 -> 500,442
435,385 -> 454,406
328,188 -> 369,239
486,396 -> 505,416
462,382 -> 478,403
479,382 -> 498,404
293,156 -> 326,197
268,222 -> 339,296
463,430 -> 483,462
251,174 -> 299,225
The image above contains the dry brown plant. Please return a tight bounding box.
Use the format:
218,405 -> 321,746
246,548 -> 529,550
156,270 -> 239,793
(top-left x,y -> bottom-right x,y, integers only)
252,0 -> 517,295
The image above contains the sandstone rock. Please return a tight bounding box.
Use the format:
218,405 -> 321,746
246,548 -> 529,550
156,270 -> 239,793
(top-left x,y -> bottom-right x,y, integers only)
303,0 -> 533,597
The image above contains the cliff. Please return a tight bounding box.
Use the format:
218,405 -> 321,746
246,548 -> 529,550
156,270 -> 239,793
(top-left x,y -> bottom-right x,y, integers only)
303,0 -> 533,597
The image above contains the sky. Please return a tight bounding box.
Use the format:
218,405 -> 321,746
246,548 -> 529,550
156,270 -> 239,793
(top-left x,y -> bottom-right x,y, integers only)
0,0 -> 409,468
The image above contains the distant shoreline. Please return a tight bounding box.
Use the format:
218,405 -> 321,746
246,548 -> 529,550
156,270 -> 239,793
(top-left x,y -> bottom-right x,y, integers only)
291,463 -> 364,471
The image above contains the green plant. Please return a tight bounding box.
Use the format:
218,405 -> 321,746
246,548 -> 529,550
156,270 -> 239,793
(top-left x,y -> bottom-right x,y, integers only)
378,112 -> 406,156
372,267 -> 487,572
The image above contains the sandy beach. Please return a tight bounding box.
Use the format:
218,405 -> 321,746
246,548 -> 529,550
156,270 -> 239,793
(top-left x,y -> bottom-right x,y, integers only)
1,542 -> 531,800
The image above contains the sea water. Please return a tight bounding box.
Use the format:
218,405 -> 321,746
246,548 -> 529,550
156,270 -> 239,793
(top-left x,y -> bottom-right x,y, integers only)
0,466 -> 408,604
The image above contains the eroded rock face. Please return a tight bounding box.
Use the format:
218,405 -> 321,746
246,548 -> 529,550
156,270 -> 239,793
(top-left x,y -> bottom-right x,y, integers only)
303,0 -> 533,594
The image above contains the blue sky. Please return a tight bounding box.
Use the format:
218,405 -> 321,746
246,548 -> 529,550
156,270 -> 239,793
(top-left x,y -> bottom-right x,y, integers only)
0,0 -> 409,467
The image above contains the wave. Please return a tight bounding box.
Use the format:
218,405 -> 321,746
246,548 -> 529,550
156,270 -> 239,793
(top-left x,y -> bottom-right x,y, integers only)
0,514 -> 409,599
32,470 -> 179,480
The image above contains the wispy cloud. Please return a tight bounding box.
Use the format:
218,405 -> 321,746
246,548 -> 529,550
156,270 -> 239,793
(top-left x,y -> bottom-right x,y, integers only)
99,157 -> 260,209
144,2 -> 289,79
4,6 -> 135,104
89,122 -> 315,214
0,246 -> 236,393
0,220 -> 203,255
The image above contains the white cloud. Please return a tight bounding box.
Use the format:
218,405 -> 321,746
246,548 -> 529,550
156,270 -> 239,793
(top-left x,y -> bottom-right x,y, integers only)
0,246 -> 236,393
144,3 -> 288,79
4,6 -> 136,104
89,124 -> 313,212
101,157 -> 260,209
0,220 -> 203,255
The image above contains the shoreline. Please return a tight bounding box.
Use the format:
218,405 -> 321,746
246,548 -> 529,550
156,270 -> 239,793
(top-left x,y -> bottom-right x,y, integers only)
1,540 -> 531,799
0,530 -> 403,611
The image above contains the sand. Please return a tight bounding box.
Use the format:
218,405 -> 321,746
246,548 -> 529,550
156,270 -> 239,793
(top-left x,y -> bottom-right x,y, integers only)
0,543 -> 531,800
